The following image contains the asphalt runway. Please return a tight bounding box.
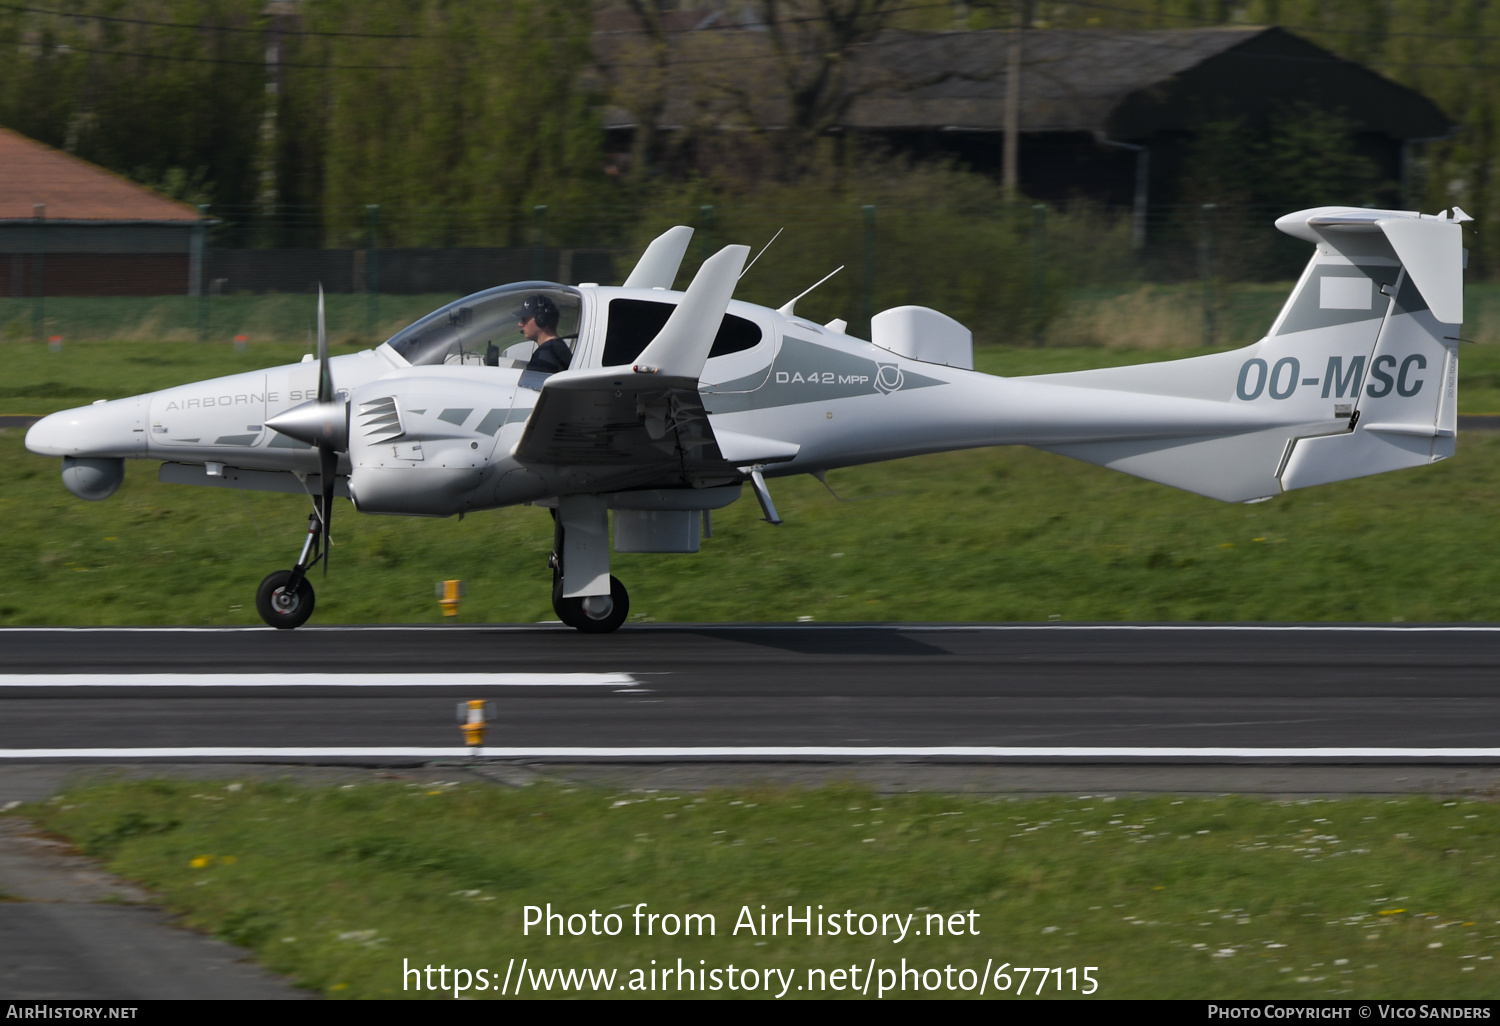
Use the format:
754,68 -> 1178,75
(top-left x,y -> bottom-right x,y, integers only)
2,624 -> 1500,762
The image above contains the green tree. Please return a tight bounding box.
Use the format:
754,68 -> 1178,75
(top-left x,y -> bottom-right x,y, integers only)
0,1 -> 266,211
310,0 -> 608,248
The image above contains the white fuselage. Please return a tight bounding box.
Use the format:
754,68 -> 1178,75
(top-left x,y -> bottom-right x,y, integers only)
23,284 -> 1332,516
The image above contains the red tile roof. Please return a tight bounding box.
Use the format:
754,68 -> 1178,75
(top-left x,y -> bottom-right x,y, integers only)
0,126 -> 203,222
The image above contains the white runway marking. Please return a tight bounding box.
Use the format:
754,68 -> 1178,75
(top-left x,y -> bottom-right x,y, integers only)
0,747 -> 1498,759
0,673 -> 635,688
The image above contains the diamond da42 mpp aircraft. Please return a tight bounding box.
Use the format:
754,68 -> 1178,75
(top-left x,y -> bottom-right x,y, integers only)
26,206 -> 1471,631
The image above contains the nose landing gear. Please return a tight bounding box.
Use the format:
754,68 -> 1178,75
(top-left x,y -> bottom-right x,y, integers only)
256,508 -> 324,629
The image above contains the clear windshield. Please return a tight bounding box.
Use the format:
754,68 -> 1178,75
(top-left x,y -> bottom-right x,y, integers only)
385,283 -> 582,367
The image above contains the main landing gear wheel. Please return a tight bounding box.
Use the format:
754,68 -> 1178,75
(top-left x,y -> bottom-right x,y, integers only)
551,570 -> 579,629
553,574 -> 630,634
256,570 -> 316,629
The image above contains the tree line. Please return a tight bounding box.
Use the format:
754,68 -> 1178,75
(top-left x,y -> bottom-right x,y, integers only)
0,1 -> 1495,273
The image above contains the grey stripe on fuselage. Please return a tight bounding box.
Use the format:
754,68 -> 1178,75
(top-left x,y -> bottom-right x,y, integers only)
268,433 -> 312,449
473,406 -> 533,436
703,336 -> 947,414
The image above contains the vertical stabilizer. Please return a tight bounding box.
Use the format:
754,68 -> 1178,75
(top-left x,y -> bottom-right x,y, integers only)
1028,207 -> 1463,502
1276,208 -> 1461,491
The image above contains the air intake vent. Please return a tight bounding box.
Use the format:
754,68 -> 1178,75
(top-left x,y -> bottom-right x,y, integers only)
358,396 -> 405,444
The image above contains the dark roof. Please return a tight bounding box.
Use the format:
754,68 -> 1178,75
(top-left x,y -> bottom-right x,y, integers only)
846,27 -> 1271,134
601,25 -> 1452,143
0,127 -> 203,223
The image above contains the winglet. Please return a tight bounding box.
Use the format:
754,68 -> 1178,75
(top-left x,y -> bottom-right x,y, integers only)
622,225 -> 694,289
628,243 -> 750,380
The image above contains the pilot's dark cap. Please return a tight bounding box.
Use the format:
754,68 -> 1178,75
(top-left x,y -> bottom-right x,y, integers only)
512,294 -> 558,328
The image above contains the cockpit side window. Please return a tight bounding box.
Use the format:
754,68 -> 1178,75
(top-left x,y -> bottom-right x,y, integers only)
602,298 -> 762,367
710,315 -> 760,358
603,299 -> 672,366
386,284 -> 581,367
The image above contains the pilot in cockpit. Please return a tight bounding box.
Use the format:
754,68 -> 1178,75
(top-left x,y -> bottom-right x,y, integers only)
515,294 -> 572,375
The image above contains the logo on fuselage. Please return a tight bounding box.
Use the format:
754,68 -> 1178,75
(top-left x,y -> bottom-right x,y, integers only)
874,363 -> 905,395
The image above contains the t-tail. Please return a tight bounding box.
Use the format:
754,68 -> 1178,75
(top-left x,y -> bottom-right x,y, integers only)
1023,205 -> 1470,502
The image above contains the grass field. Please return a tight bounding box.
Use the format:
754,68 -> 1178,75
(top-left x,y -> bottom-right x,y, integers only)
19,779 -> 1500,1000
0,294 -> 454,348
6,330 -> 1500,626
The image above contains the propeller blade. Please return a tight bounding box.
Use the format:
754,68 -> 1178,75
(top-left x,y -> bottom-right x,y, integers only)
318,441 -> 336,576
316,284 -> 335,575
317,284 -> 333,404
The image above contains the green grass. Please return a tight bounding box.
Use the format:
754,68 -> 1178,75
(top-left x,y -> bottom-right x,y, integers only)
8,333 -> 1500,626
0,294 -> 458,349
20,780 -> 1500,999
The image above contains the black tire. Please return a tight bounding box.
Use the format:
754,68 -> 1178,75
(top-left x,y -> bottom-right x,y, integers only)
554,575 -> 629,634
551,570 -> 583,629
256,570 -> 316,629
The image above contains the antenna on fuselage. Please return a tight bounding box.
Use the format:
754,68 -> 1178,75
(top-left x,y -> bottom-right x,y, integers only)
739,227 -> 783,281
777,265 -> 844,318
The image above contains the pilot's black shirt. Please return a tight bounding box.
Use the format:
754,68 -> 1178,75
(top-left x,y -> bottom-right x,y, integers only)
525,336 -> 573,375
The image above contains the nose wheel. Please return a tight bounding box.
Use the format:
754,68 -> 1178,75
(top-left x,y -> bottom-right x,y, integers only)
256,569 -> 316,629
255,508 -> 325,629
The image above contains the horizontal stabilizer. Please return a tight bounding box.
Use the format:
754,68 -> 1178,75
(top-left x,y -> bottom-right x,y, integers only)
1276,206 -> 1466,324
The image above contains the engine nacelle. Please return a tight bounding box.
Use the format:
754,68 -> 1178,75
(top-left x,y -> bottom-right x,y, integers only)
61,456 -> 125,500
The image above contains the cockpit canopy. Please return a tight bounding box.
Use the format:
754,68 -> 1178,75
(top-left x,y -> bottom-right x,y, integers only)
385,283 -> 582,367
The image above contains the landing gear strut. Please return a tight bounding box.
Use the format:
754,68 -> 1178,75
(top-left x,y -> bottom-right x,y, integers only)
549,512 -> 630,633
256,507 -> 324,629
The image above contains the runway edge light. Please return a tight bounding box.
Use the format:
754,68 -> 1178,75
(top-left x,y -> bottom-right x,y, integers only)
457,699 -> 492,749
436,579 -> 466,617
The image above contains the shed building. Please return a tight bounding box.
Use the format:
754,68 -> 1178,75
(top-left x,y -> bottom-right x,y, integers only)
600,24 -> 1453,239
847,27 -> 1453,235
0,126 -> 208,297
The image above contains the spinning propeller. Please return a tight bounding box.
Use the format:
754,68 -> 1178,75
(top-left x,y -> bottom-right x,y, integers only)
264,285 -> 348,573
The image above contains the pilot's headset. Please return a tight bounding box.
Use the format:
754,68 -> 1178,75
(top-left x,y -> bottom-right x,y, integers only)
514,294 -> 559,331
